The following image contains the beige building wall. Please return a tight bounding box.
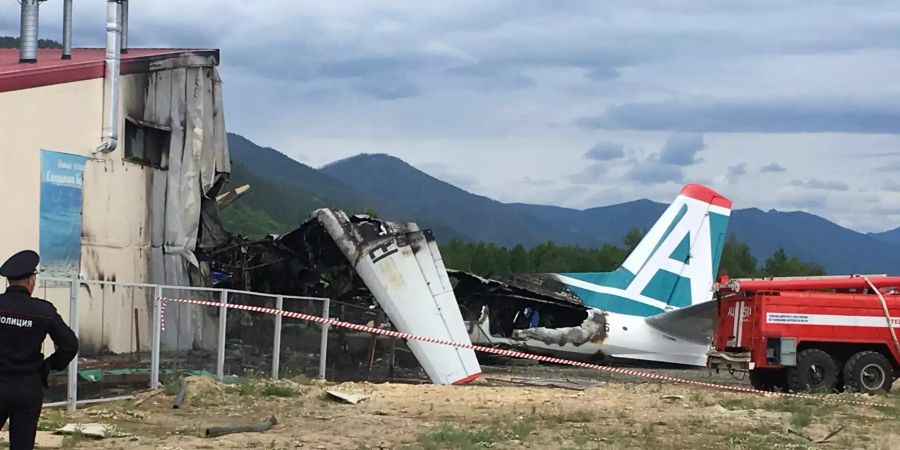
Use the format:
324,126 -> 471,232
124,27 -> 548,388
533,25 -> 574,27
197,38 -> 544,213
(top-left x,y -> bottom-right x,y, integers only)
0,78 -> 104,264
0,76 -> 160,355
0,67 -> 224,356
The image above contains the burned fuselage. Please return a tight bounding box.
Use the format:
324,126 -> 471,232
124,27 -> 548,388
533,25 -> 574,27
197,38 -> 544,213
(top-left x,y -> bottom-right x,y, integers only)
449,270 -> 617,362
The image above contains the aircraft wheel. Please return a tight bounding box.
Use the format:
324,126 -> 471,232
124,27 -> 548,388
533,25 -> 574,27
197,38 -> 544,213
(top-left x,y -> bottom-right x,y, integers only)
786,349 -> 838,393
843,351 -> 894,394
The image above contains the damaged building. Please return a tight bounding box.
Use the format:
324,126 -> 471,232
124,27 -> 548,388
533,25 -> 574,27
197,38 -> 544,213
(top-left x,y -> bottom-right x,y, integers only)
1,2 -> 481,386
0,1 -> 228,357
1,1 -> 606,386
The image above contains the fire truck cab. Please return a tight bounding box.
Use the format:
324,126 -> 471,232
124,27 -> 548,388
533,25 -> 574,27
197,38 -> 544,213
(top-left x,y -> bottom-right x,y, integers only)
708,276 -> 900,394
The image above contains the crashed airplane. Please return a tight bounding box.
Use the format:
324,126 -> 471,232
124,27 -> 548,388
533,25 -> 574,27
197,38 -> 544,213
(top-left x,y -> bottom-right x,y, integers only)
202,208 -> 481,385
454,184 -> 732,367
205,183 -> 729,383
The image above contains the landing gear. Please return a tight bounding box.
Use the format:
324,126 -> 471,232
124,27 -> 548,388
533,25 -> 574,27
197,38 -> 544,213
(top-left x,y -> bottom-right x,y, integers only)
786,349 -> 838,393
843,351 -> 894,394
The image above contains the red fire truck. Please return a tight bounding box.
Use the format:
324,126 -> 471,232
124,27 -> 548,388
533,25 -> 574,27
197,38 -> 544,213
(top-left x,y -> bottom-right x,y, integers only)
707,275 -> 900,394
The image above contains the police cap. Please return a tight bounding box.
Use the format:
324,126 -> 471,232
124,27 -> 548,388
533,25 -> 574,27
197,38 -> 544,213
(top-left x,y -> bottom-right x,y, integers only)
0,250 -> 40,280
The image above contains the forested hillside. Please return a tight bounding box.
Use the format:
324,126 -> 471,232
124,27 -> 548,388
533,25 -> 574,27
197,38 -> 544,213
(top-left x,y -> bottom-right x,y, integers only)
222,133 -> 894,275
440,232 -> 824,278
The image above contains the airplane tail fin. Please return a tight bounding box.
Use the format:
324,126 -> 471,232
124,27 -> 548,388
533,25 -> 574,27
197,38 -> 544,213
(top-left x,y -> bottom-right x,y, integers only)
558,184 -> 732,315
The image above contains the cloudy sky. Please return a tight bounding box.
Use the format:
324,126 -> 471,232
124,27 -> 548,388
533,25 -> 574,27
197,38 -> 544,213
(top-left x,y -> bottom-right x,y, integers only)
3,1 -> 900,232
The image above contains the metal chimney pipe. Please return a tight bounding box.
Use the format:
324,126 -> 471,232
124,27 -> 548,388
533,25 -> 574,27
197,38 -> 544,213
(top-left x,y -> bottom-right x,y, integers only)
62,0 -> 73,60
19,0 -> 41,63
94,1 -> 122,154
120,0 -> 129,54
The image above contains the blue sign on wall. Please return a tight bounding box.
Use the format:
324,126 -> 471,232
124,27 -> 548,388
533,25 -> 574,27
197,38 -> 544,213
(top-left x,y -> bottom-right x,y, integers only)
39,150 -> 87,279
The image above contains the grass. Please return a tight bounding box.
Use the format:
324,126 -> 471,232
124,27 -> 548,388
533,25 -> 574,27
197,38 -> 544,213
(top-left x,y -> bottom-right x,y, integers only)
717,397 -> 756,410
769,398 -> 837,428
416,416 -> 539,449
163,378 -> 184,395
61,431 -> 89,449
225,376 -> 306,400
790,406 -> 813,428
540,407 -> 597,423
289,374 -> 315,385
417,423 -> 499,450
510,418 -> 536,440
37,417 -> 65,432
262,384 -> 300,398
873,395 -> 900,419
722,425 -> 808,450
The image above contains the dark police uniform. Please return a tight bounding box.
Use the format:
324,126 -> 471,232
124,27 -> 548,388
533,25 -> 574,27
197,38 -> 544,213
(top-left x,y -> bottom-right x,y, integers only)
0,250 -> 78,450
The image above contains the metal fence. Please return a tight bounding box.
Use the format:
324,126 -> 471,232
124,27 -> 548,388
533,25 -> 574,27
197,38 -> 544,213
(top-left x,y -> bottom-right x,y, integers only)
37,277 -> 329,411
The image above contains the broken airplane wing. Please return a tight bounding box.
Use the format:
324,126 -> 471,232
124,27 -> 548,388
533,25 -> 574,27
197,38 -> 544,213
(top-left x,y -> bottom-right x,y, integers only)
312,209 -> 482,384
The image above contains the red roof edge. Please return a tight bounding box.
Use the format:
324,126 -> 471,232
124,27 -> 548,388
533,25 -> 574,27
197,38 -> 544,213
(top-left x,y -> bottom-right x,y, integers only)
0,48 -> 220,94
679,183 -> 733,209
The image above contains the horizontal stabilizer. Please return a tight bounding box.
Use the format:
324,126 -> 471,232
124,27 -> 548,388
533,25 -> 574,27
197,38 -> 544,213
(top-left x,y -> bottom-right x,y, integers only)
644,300 -> 717,345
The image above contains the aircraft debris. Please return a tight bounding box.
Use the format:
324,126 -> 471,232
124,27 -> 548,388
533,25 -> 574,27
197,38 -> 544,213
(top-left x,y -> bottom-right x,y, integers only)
512,309 -> 608,346
325,389 -> 368,404
204,416 -> 278,438
788,427 -> 845,444
202,208 -> 481,385
660,394 -> 684,403
488,377 -> 591,391
172,377 -> 188,409
57,423 -> 113,439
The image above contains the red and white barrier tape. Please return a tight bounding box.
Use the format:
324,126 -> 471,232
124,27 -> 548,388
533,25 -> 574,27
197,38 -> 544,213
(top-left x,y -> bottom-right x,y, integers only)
157,297 -> 893,408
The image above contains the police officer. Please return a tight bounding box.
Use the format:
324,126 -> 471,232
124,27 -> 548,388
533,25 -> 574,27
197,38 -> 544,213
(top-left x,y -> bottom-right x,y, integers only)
0,250 -> 78,450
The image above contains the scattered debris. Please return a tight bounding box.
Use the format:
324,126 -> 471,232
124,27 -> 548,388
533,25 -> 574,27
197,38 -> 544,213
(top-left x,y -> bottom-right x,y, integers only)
57,423 -> 112,439
660,394 -> 684,403
172,377 -> 188,409
788,426 -> 846,444
325,389 -> 368,405
204,416 -> 278,438
493,377 -> 591,391
202,209 -> 480,385
133,389 -> 164,408
0,431 -> 64,448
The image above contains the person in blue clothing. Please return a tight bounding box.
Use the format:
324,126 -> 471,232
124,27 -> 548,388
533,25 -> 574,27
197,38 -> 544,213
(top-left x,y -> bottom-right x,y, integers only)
524,306 -> 540,328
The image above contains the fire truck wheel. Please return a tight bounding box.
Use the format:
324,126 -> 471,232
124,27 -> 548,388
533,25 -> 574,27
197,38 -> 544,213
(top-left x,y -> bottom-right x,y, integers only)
843,351 -> 893,394
786,349 -> 838,393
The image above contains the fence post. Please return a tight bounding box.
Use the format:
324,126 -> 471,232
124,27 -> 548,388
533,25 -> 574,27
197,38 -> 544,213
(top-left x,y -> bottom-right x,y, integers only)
318,298 -> 330,380
217,290 -> 228,382
272,296 -> 283,380
150,285 -> 162,389
66,279 -> 80,412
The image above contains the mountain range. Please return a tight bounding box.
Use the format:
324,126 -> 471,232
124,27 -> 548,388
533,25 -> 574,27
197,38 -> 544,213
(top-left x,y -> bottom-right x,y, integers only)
868,227 -> 900,246
222,133 -> 900,274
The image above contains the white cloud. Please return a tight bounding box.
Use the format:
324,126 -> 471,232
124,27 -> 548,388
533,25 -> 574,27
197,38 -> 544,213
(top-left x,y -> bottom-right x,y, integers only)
790,179 -> 850,191
3,1 -> 899,231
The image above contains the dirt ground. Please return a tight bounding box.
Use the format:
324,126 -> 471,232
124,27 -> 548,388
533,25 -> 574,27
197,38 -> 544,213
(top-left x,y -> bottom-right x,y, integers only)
35,365 -> 900,450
